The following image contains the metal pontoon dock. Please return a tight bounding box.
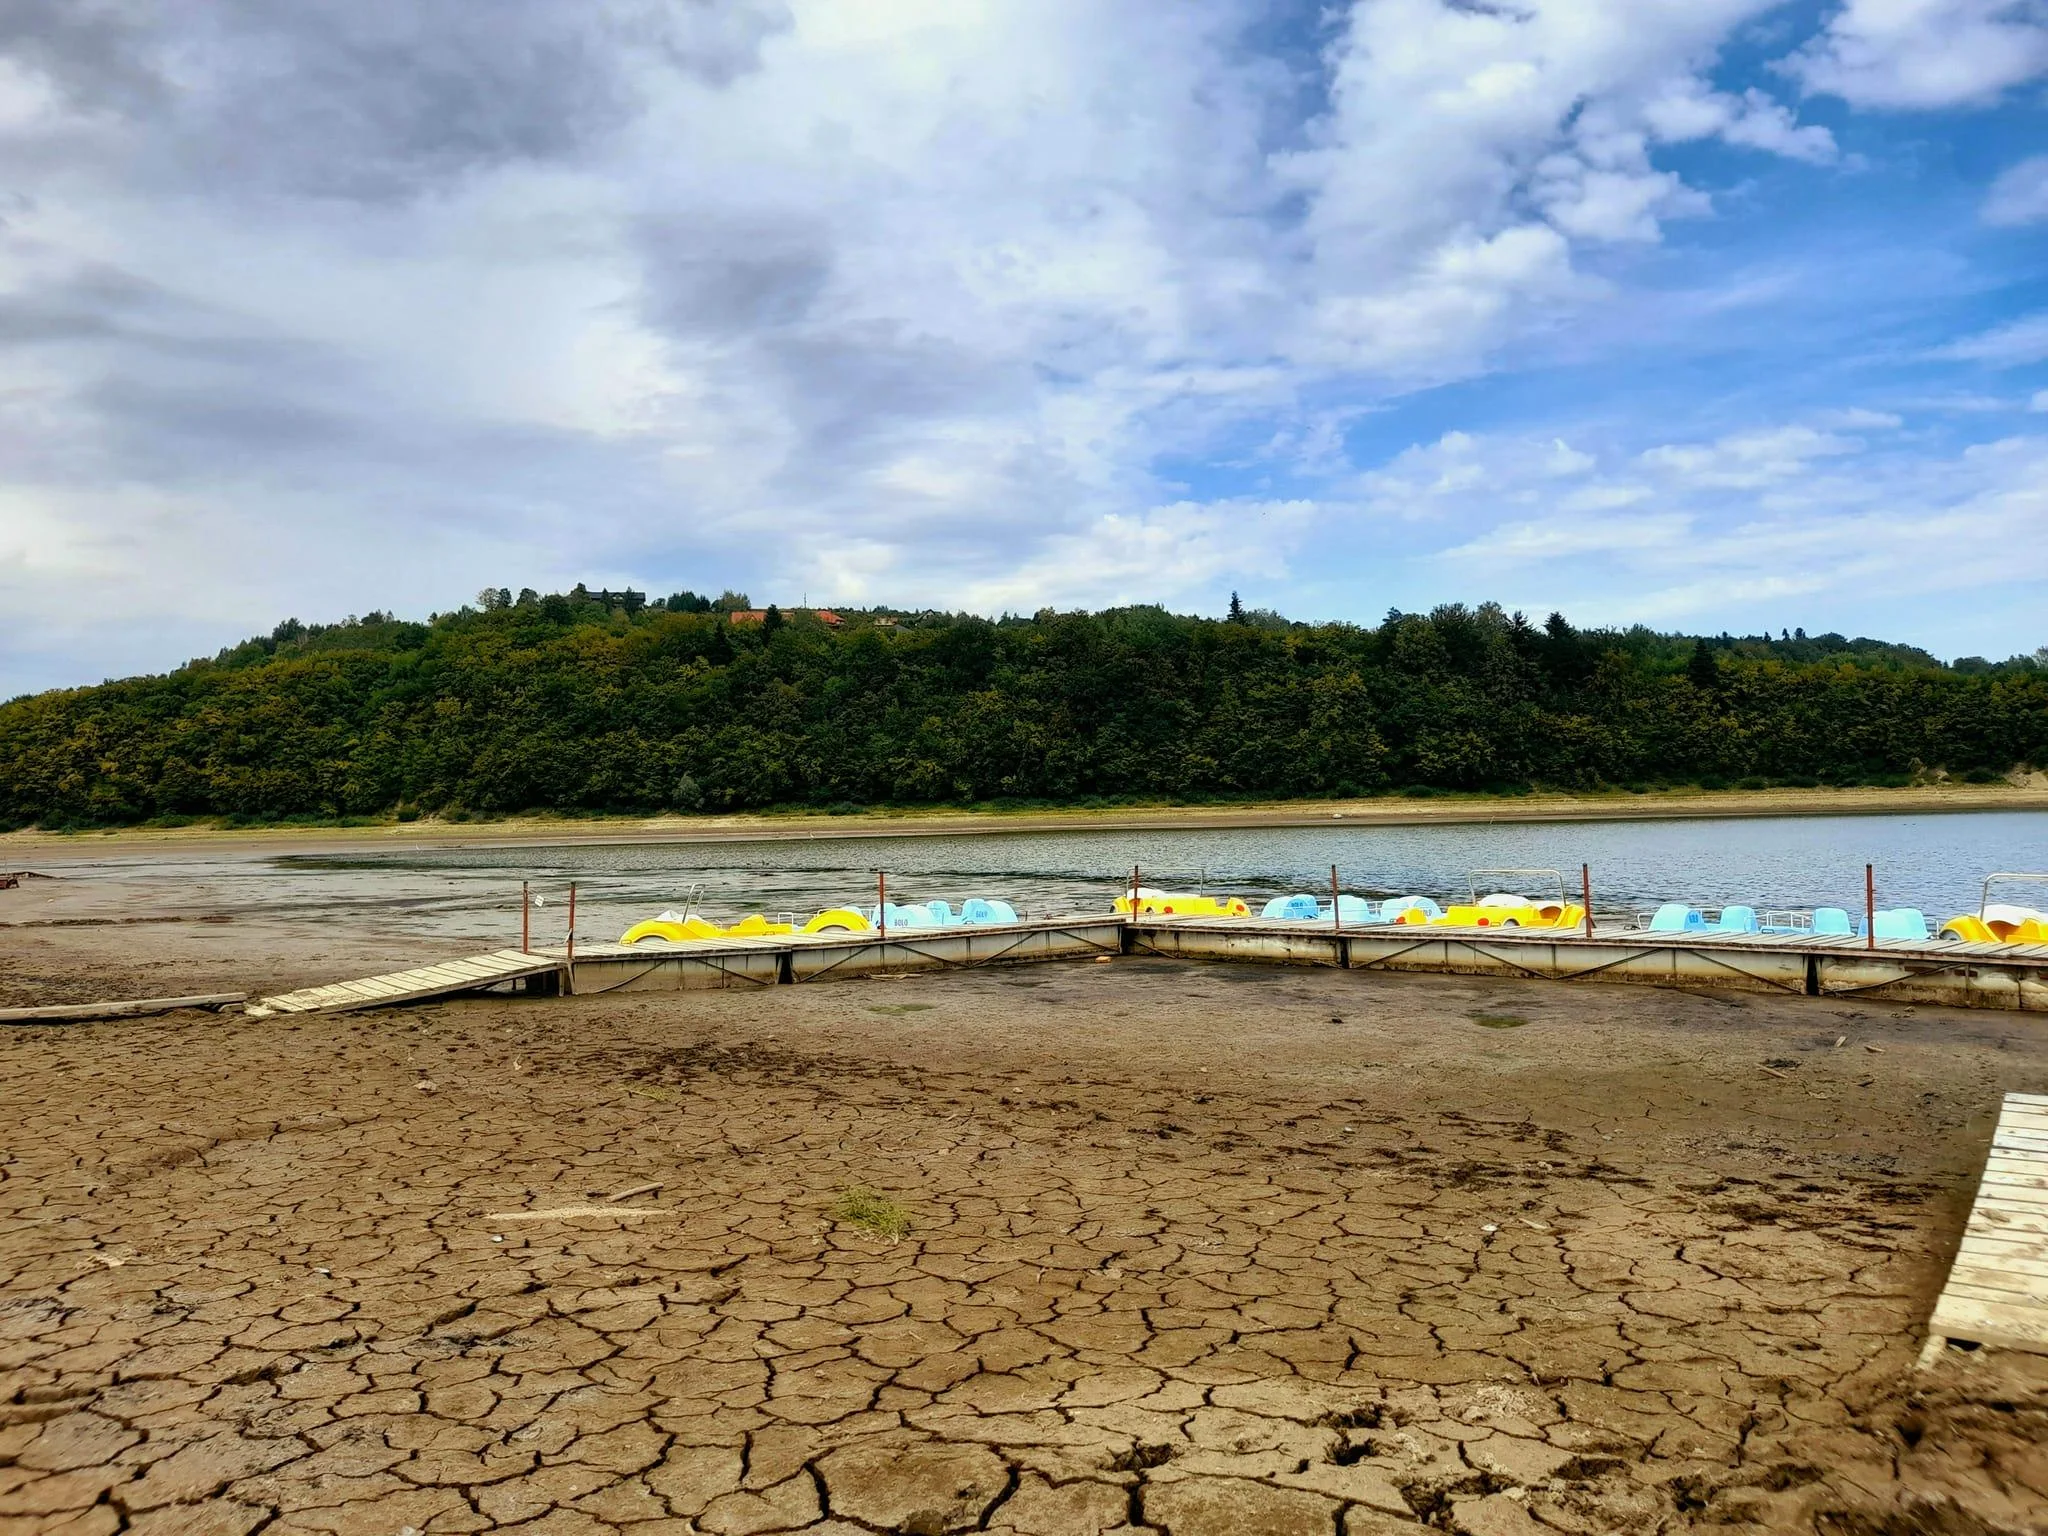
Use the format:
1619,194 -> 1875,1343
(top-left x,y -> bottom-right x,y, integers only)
234,916 -> 2048,1017
560,915 -> 1126,993
1125,918 -> 2048,1010
549,915 -> 2048,1011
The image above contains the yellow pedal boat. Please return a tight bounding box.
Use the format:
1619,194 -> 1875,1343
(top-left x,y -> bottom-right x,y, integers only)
1391,870 -> 1584,930
1395,896 -> 1585,929
1938,873 -> 2048,944
1115,888 -> 1251,918
619,907 -> 873,944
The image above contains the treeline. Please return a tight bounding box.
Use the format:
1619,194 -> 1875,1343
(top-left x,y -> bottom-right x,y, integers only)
2,593 -> 2043,828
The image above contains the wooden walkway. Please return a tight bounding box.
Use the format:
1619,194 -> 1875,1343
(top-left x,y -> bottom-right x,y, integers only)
1923,1092 -> 2048,1361
244,949 -> 563,1019
2,992 -> 245,1025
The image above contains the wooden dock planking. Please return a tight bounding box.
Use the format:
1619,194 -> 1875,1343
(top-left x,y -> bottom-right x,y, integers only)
246,949 -> 563,1019
1959,1240 -> 2048,1269
0,992 -> 247,1025
1922,1093 -> 2048,1362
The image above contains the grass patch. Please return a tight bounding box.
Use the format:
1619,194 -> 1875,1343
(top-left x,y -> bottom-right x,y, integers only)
865,1003 -> 936,1016
832,1188 -> 911,1241
1471,1013 -> 1528,1029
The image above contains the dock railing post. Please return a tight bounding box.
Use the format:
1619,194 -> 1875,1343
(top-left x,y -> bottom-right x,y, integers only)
1581,864 -> 1595,939
522,881 -> 530,953
563,882 -> 576,996
1330,865 -> 1342,933
1130,864 -> 1140,917
878,871 -> 887,942
1866,863 -> 1876,950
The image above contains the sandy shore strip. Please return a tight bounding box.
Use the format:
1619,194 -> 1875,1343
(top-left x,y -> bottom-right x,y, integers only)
6,781 -> 2046,864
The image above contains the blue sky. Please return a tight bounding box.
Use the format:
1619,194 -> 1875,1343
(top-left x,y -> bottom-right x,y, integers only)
2,0 -> 2046,698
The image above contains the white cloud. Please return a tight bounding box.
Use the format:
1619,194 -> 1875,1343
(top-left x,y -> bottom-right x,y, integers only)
1642,80 -> 1838,162
1787,0 -> 2048,109
1984,154 -> 2048,226
1422,422 -> 2048,624
1546,439 -> 1597,476
1443,509 -> 1693,562
0,0 -> 1976,695
1932,312 -> 2048,366
1560,481 -> 1654,513
959,499 -> 1313,614
1637,425 -> 1861,488
2032,390 -> 2048,411
1275,0 -> 1825,373
1534,159 -> 1710,243
1813,407 -> 1905,429
1890,391 -> 2022,413
1355,430 -> 1604,515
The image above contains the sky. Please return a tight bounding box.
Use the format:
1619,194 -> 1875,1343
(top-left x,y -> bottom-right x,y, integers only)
1,0 -> 2046,699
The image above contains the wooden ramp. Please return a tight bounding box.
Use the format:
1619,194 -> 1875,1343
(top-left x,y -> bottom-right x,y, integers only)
1922,1092 -> 2048,1362
244,950 -> 564,1019
2,992 -> 245,1025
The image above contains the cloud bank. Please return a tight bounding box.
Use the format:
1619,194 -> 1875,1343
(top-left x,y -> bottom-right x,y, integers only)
0,0 -> 2044,696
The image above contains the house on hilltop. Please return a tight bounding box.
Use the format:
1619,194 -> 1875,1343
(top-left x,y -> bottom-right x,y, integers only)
727,609 -> 844,628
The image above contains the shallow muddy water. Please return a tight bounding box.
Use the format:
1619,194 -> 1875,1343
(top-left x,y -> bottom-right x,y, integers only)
21,809 -> 2048,946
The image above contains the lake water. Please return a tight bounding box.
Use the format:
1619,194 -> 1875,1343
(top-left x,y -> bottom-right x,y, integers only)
46,809 -> 2048,945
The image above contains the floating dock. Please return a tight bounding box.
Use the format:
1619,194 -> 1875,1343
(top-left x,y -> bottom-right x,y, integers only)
565,915 -> 1125,992
557,915 -> 2048,1011
1128,918 -> 2048,1011
1923,1092 -> 2048,1360
240,916 -> 2048,1017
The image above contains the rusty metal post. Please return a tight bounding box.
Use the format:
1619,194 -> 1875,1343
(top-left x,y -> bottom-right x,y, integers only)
1866,863 -> 1876,950
1581,864 -> 1595,939
522,881 -> 530,953
1130,864 -> 1140,916
878,871 -> 887,941
1330,865 -> 1342,933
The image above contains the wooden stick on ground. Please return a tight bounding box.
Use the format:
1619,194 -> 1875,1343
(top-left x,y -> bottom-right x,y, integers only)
0,993 -> 245,1025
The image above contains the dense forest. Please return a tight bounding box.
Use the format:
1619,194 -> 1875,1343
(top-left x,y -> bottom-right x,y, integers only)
2,586 -> 2044,829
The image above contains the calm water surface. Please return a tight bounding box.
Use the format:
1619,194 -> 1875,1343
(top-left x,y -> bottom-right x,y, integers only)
48,810 -> 2048,945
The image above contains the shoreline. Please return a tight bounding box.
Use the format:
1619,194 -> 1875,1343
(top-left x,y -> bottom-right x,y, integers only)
6,781 -> 2045,862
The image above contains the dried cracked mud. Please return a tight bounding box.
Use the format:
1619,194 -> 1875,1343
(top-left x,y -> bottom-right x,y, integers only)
5,919 -> 2048,1535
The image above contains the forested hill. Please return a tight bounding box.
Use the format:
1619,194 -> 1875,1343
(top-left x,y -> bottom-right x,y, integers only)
3,591 -> 2044,829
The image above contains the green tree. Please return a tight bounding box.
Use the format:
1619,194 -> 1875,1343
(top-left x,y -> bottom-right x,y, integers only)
1686,639 -> 1720,691
2,592 -> 2040,828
